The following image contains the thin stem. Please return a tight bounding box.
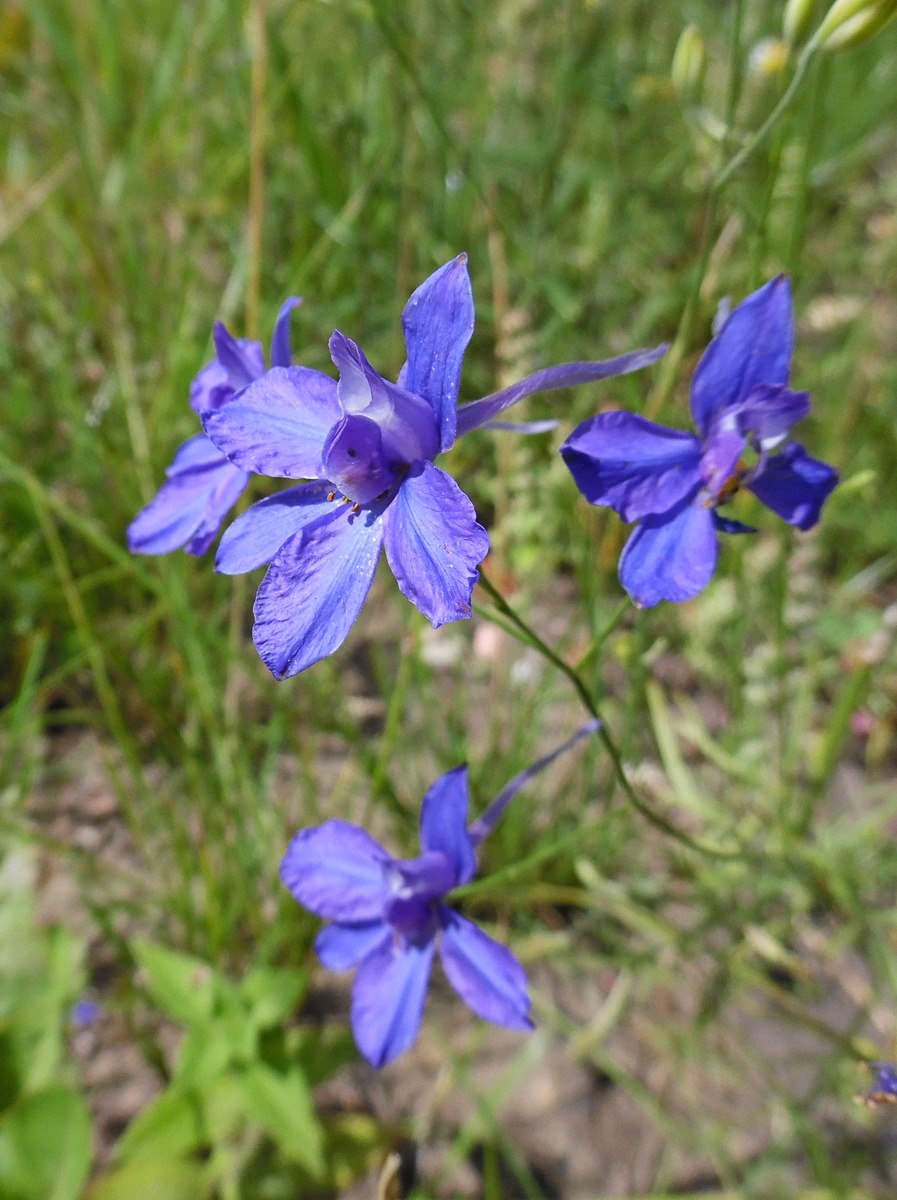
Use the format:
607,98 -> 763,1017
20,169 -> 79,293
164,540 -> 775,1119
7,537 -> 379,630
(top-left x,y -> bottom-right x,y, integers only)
476,572 -> 737,859
713,40 -> 818,191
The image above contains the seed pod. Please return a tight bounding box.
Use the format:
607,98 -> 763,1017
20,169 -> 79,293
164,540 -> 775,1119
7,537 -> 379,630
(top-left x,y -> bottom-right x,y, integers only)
672,24 -> 706,101
783,0 -> 818,44
821,0 -> 897,48
817,0 -> 897,48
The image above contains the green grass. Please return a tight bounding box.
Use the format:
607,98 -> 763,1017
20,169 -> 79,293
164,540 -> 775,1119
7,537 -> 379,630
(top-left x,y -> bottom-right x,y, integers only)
2,0 -> 897,1195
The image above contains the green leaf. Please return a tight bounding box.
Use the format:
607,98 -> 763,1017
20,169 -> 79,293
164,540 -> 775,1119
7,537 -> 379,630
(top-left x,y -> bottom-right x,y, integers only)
86,1158 -> 209,1200
174,1021 -> 237,1090
113,1088 -> 204,1164
130,939 -> 216,1025
238,1062 -> 324,1177
240,967 -> 307,1030
0,1084 -> 91,1200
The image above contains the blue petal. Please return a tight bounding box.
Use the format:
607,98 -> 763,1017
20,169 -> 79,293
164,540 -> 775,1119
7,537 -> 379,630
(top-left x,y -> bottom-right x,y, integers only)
699,425 -> 745,498
468,719 -> 602,848
561,412 -> 702,521
419,766 -> 475,886
400,254 -> 475,453
690,276 -> 793,438
215,482 -> 338,574
127,434 -> 248,556
438,908 -> 533,1031
203,365 -> 340,479
189,358 -> 235,416
316,922 -> 390,971
746,442 -> 839,530
280,820 -> 390,921
351,933 -> 436,1067
321,414 -> 398,505
619,494 -> 717,607
481,418 -> 559,434
252,502 -> 385,678
712,512 -> 756,535
382,462 -> 489,627
384,852 -> 456,935
269,296 -> 302,369
330,332 -> 440,466
212,323 -> 266,390
455,344 -> 668,438
729,383 -> 810,448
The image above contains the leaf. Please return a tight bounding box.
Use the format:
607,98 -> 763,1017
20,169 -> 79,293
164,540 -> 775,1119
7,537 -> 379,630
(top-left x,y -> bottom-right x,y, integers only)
113,1088 -> 203,1164
240,967 -> 307,1029
0,1084 -> 91,1200
86,1158 -> 209,1200
237,1062 -> 324,1177
174,1021 -> 238,1090
130,939 -> 216,1025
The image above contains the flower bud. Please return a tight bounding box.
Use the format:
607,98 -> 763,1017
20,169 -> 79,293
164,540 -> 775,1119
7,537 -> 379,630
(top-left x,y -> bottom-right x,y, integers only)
671,24 -> 706,101
817,0 -> 897,48
783,0 -> 819,43
748,36 -> 790,76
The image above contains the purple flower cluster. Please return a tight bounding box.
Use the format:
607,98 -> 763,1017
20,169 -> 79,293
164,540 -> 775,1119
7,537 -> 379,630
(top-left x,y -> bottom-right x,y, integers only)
280,721 -> 599,1066
130,255 -> 664,676
128,260 -> 840,1069
561,277 -> 838,607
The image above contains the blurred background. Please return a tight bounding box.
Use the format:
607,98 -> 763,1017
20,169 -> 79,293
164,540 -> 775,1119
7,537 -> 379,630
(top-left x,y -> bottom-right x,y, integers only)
2,0 -> 897,1197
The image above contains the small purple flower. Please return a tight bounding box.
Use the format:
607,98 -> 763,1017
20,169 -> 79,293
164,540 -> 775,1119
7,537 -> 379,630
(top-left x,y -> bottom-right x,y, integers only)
70,998 -> 101,1028
561,276 -> 839,608
202,255 -> 665,677
858,1061 -> 897,1107
127,298 -> 301,556
280,721 -> 599,1067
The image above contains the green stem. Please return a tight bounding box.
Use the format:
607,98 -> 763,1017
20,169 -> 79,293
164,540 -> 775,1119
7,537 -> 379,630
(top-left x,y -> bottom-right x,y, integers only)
475,572 -> 736,859
713,39 -> 819,191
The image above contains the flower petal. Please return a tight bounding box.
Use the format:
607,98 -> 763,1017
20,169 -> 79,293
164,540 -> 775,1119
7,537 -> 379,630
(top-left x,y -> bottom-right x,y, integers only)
712,512 -> 756,535
468,719 -> 602,848
189,358 -> 234,415
438,908 -> 532,1031
321,414 -> 399,505
280,820 -> 390,921
269,296 -> 302,369
455,344 -> 668,437
215,482 -> 338,574
382,462 -> 489,627
351,934 -> 436,1067
252,502 -> 385,678
316,922 -> 391,971
746,442 -> 839,530
400,254 -> 475,452
330,332 -> 440,465
730,383 -> 810,449
561,412 -> 702,521
690,276 -> 793,437
212,323 -> 266,390
202,365 -> 340,479
619,494 -> 717,607
419,766 -> 475,885
699,426 -> 745,498
127,434 -> 248,556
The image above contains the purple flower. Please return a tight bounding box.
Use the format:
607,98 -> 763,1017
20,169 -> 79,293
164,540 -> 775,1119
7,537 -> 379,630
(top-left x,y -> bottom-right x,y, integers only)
202,255 -> 665,677
561,276 -> 839,608
858,1062 -> 897,1107
127,298 -> 301,556
280,720 -> 599,1067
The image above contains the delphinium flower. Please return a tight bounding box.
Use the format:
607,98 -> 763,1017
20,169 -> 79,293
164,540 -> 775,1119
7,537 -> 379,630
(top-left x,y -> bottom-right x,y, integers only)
560,276 -> 839,608
857,1061 -> 897,1107
202,255 -> 666,677
280,720 -> 599,1067
127,298 -> 300,556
